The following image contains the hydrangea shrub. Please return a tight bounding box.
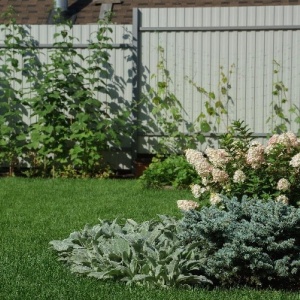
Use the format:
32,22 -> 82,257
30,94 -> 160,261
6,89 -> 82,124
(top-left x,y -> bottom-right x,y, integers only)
186,121 -> 300,206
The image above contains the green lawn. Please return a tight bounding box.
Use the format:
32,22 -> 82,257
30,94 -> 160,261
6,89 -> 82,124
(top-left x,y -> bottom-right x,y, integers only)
1,178 -> 300,300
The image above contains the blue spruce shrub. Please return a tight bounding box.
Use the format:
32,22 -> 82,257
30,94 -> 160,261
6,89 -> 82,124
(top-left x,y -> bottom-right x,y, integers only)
179,196 -> 300,289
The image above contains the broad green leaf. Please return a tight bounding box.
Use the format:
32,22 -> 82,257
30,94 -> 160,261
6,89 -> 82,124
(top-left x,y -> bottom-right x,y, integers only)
200,121 -> 211,133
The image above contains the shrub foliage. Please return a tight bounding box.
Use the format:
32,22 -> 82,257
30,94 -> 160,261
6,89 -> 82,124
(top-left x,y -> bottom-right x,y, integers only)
186,121 -> 300,206
179,196 -> 300,289
51,195 -> 300,290
0,11 -> 130,177
139,155 -> 198,189
50,215 -> 211,288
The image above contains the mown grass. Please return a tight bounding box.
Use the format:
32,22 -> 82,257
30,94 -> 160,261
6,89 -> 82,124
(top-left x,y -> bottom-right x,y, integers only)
0,177 -> 300,300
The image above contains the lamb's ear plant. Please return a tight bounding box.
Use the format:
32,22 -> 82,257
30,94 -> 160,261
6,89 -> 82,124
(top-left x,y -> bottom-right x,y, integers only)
0,6 -> 39,175
50,215 -> 212,289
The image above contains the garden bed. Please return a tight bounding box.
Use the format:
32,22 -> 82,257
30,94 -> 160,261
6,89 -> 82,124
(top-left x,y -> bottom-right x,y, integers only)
1,178 -> 299,299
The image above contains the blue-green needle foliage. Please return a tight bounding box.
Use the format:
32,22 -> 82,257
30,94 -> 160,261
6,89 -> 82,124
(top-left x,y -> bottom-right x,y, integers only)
180,196 -> 300,289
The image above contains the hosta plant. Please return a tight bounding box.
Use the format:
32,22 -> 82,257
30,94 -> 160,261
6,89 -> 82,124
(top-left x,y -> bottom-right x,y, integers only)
179,195 -> 300,289
186,120 -> 300,206
50,215 -> 211,288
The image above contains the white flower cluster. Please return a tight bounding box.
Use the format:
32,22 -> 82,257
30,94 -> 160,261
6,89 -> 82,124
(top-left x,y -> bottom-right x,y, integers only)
202,177 -> 209,186
191,184 -> 207,198
177,200 -> 199,211
277,133 -> 292,148
233,169 -> 246,183
185,130 -> 300,207
185,149 -> 212,177
276,195 -> 289,204
277,178 -> 290,191
267,132 -> 299,150
267,134 -> 279,145
205,148 -> 231,168
264,144 -> 275,155
286,131 -> 300,147
210,193 -> 222,205
212,168 -> 229,183
290,153 -> 300,168
246,142 -> 265,169
185,149 -> 204,165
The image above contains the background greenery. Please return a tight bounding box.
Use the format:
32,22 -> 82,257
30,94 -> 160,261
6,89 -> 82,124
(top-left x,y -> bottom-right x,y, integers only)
139,155 -> 198,189
1,178 -> 299,299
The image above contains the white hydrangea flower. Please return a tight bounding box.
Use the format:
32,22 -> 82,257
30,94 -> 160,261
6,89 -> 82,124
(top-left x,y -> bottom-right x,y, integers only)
277,178 -> 291,192
191,184 -> 207,198
202,177 -> 210,186
185,149 -> 212,177
290,153 -> 300,168
210,193 -> 222,205
212,168 -> 229,183
193,160 -> 213,177
286,131 -> 299,147
277,133 -> 292,148
177,200 -> 199,211
246,142 -> 265,169
233,170 -> 246,183
264,144 -> 276,155
275,195 -> 289,204
267,134 -> 279,145
205,147 -> 231,168
185,149 -> 204,165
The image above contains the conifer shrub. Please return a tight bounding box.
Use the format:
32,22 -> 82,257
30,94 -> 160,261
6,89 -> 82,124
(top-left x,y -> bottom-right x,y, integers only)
179,196 -> 300,289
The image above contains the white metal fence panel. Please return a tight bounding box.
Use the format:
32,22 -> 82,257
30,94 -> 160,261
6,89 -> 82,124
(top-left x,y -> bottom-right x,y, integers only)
137,6 -> 300,151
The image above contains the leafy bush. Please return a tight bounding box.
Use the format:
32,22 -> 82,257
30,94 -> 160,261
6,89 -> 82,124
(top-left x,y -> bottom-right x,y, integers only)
0,8 -> 39,175
50,215 -> 211,289
0,9 -> 131,178
25,20 -> 128,177
179,196 -> 300,289
139,155 -> 198,189
186,120 -> 300,206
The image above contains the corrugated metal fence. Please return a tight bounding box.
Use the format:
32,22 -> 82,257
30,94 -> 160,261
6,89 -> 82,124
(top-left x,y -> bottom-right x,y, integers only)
135,6 -> 300,152
0,6 -> 300,169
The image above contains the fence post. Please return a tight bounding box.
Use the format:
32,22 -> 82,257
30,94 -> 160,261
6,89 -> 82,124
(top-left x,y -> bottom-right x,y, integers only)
131,8 -> 141,172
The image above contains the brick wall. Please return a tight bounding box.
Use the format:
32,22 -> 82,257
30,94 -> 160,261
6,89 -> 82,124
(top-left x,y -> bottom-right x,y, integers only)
0,0 -> 299,25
